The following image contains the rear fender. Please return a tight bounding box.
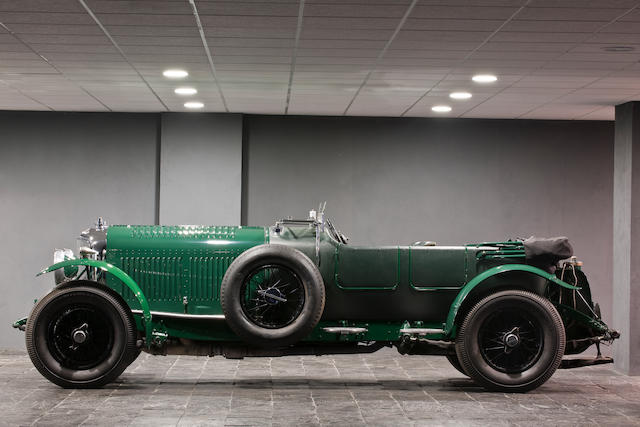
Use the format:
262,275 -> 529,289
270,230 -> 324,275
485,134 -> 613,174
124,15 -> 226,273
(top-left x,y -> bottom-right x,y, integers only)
444,264 -> 579,337
37,259 -> 152,342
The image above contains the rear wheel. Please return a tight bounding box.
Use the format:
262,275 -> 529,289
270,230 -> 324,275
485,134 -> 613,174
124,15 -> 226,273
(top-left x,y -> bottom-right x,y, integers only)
26,284 -> 137,388
455,290 -> 565,392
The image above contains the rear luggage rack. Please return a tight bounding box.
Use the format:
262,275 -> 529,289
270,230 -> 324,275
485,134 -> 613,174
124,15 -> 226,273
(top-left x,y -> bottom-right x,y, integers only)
467,241 -> 526,260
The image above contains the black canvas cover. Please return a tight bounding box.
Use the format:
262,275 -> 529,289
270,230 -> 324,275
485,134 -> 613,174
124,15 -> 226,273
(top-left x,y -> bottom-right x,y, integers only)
524,236 -> 573,265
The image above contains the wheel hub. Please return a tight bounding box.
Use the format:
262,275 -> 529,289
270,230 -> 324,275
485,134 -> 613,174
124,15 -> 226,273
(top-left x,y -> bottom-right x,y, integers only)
240,264 -> 306,329
71,323 -> 89,344
261,288 -> 285,305
479,310 -> 543,374
504,333 -> 519,348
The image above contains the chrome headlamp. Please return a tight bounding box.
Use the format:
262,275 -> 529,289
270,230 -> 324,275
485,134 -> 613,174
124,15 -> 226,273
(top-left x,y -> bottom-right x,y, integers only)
53,248 -> 77,284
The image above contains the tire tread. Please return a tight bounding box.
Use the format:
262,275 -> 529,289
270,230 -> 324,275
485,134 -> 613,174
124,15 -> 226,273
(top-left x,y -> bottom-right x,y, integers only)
455,289 -> 565,392
25,283 -> 137,388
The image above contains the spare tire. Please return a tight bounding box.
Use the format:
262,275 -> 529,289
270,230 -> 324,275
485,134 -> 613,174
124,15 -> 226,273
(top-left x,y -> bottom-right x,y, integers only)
221,244 -> 325,348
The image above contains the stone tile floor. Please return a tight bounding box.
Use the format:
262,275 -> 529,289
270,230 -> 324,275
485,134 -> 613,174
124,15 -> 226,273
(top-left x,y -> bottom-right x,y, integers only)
1,348 -> 638,426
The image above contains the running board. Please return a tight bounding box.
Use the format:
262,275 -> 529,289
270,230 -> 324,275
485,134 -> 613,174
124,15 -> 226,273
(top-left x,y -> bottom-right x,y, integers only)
131,310 -> 225,320
322,327 -> 367,335
399,328 -> 445,336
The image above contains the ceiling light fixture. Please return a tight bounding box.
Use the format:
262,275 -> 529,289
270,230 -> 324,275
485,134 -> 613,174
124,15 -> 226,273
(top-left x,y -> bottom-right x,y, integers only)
184,101 -> 204,109
163,69 -> 188,78
175,87 -> 197,95
472,74 -> 497,83
449,92 -> 472,100
432,105 -> 452,113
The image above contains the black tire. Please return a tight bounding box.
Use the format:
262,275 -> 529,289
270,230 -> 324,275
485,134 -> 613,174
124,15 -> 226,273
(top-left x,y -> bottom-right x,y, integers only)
455,290 -> 565,393
25,284 -> 137,388
446,354 -> 468,376
221,244 -> 325,348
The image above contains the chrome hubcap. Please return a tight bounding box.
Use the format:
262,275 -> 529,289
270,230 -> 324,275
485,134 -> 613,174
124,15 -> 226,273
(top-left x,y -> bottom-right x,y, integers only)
504,333 -> 520,348
71,323 -> 89,344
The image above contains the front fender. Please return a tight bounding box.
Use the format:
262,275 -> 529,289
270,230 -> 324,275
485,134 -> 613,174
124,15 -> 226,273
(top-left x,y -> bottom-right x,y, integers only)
37,259 -> 152,331
444,264 -> 580,336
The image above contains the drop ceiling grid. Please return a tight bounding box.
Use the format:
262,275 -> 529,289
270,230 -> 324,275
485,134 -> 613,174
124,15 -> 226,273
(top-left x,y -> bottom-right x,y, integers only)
450,0 -> 640,119
195,0 -> 301,112
86,0 -> 218,111
288,1 -> 415,114
0,10 -> 116,111
0,6 -> 129,110
0,0 -> 639,118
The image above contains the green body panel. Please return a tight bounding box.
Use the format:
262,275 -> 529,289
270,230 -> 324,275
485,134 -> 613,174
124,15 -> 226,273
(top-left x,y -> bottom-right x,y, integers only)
36,258 -> 154,342
334,246 -> 400,290
33,222 -> 606,348
409,246 -> 472,290
443,263 -> 580,336
104,225 -> 268,315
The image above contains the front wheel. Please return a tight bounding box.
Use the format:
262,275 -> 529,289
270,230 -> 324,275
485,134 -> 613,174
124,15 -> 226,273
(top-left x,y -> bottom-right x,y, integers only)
455,290 -> 565,392
25,284 -> 137,388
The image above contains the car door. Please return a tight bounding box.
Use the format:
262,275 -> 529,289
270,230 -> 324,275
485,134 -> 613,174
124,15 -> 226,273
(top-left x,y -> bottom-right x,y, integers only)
409,246 -> 468,290
334,244 -> 399,290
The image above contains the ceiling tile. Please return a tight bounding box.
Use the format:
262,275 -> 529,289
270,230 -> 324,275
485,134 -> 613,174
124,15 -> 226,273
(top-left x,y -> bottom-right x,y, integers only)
0,0 -> 635,120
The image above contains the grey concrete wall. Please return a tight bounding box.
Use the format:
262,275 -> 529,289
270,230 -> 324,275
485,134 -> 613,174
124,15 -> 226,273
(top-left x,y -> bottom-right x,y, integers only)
0,112 -> 158,349
245,116 -> 615,328
0,112 -> 616,353
159,113 -> 242,226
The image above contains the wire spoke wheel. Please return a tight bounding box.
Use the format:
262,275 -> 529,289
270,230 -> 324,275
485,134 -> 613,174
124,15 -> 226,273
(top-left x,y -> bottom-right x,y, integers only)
26,283 -> 137,388
478,308 -> 543,374
221,245 -> 325,348
240,264 -> 305,329
455,290 -> 565,392
47,305 -> 115,370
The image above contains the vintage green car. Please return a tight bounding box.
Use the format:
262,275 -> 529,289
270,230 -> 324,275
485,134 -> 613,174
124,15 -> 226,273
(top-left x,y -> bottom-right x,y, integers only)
14,208 -> 618,392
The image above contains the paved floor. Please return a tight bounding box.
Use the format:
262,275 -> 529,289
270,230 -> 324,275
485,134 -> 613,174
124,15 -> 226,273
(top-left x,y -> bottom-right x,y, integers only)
1,348 -> 639,426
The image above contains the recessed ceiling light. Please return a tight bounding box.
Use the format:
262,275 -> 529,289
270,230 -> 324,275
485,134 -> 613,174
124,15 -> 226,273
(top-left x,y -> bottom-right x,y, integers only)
184,101 -> 204,109
449,91 -> 472,100
175,87 -> 197,95
432,105 -> 452,113
163,69 -> 188,78
601,45 -> 634,52
472,74 -> 497,83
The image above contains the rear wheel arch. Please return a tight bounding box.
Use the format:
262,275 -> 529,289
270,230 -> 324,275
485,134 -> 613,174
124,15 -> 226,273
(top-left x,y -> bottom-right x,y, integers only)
452,271 -> 546,334
446,264 -> 576,337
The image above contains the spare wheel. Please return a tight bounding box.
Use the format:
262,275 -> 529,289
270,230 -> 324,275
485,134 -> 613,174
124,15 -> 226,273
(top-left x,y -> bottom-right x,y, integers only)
220,244 -> 325,348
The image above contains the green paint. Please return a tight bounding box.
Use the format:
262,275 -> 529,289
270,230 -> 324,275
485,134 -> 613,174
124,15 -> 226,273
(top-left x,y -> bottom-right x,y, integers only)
408,246 -> 468,290
105,224 -> 267,316
12,317 -> 27,330
555,303 -> 610,333
444,263 -> 580,336
334,245 -> 400,290
37,258 -> 154,343
26,222 -> 612,351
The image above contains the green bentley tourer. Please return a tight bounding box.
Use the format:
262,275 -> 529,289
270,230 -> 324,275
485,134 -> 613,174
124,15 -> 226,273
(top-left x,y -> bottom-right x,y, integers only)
14,206 -> 618,392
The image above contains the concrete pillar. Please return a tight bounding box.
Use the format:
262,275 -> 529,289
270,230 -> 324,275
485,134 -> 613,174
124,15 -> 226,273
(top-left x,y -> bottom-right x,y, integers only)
613,102 -> 640,375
